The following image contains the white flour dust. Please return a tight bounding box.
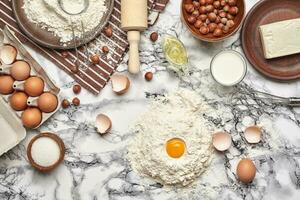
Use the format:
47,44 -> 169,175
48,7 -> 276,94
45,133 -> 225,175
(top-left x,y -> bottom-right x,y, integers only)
23,0 -> 107,43
128,89 -> 218,186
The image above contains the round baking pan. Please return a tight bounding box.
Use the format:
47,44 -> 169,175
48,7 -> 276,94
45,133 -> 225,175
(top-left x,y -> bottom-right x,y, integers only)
241,0 -> 300,80
12,0 -> 114,50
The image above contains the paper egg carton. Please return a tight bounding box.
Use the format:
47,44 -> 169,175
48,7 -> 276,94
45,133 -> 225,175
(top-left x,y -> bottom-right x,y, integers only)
0,26 -> 60,156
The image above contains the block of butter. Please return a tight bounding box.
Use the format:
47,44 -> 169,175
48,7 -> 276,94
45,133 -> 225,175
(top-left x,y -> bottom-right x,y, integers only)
259,18 -> 300,59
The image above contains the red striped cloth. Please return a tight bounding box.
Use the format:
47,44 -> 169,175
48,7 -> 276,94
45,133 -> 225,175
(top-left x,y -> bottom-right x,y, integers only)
0,0 -> 169,94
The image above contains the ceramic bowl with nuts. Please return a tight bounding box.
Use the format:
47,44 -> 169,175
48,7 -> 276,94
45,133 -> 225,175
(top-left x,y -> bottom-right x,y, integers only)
181,0 -> 245,42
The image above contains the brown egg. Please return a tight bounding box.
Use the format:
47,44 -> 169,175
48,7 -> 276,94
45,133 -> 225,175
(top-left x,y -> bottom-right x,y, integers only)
10,92 -> 28,111
0,75 -> 15,95
24,77 -> 44,97
37,92 -> 58,113
10,61 -> 31,81
21,107 -> 42,128
236,159 -> 256,184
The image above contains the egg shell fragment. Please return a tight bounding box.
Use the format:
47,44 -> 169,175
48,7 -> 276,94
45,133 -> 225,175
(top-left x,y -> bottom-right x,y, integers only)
212,131 -> 232,151
111,74 -> 130,95
244,126 -> 262,144
96,114 -> 112,135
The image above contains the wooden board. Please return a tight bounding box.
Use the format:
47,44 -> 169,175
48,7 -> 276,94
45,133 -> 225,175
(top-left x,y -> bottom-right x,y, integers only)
241,0 -> 300,80
12,0 -> 114,50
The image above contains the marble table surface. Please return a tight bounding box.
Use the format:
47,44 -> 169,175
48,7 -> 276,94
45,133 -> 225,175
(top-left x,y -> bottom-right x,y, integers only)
1,0 -> 300,199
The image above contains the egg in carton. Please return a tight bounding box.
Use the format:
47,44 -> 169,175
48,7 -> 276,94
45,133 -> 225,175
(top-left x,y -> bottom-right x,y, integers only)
0,26 -> 61,156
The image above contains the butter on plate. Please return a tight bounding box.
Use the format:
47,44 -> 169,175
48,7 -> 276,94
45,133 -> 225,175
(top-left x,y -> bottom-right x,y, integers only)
259,18 -> 300,59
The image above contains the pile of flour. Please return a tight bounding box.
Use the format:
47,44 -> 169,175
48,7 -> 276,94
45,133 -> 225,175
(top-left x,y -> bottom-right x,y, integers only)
23,0 -> 107,43
128,89 -> 217,186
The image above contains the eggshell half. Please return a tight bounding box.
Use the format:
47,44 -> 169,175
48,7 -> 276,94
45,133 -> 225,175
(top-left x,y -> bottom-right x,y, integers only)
95,114 -> 112,135
244,126 -> 262,144
111,75 -> 130,95
212,131 -> 232,151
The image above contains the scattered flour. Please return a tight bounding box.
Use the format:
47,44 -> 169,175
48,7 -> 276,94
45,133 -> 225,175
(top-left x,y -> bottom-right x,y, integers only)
23,0 -> 107,43
128,89 -> 218,186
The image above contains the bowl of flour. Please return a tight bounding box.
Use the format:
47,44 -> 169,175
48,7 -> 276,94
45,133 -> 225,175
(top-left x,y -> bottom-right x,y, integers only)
12,0 -> 114,49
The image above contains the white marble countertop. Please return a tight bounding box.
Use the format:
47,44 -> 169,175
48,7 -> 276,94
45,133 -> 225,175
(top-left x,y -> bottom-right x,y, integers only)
1,0 -> 300,199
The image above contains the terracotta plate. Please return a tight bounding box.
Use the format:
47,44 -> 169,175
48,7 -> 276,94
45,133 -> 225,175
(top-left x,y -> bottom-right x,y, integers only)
12,0 -> 114,50
241,0 -> 300,80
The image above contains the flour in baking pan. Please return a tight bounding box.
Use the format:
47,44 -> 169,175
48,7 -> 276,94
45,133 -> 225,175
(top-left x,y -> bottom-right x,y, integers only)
23,0 -> 107,43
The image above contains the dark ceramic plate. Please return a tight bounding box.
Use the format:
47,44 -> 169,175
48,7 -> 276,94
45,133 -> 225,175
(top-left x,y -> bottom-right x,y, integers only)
12,0 -> 114,49
241,0 -> 300,80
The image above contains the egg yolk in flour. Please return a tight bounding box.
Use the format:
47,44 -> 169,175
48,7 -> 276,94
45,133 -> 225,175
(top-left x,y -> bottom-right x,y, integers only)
166,138 -> 186,158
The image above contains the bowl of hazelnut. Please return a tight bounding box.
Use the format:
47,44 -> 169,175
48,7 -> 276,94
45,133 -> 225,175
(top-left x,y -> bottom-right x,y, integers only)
181,0 -> 245,42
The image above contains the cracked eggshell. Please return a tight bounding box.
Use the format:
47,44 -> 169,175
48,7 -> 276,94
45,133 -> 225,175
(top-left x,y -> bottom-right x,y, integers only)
96,114 -> 112,135
0,45 -> 17,64
244,126 -> 262,144
212,131 -> 232,151
111,74 -> 130,95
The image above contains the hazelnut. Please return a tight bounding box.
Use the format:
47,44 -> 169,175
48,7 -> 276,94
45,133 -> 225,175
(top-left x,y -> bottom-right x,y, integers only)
192,10 -> 200,17
215,16 -> 221,23
219,11 -> 226,18
213,1 -> 221,9
198,14 -> 207,21
199,6 -> 207,14
199,26 -> 209,35
102,46 -> 109,54
61,51 -> 68,58
73,84 -> 81,94
71,65 -> 79,74
208,12 -> 217,22
228,0 -> 237,6
206,5 -> 214,12
187,16 -> 197,24
213,28 -> 223,37
104,27 -> 113,37
221,17 -> 228,25
199,0 -> 206,6
229,6 -> 239,15
227,13 -> 234,20
206,0 -> 213,4
90,54 -> 100,64
222,25 -> 230,33
214,9 -> 218,14
192,1 -> 200,8
61,99 -> 70,109
145,72 -> 153,81
194,20 -> 203,29
227,20 -> 235,28
223,5 -> 230,12
220,0 -> 226,6
208,23 -> 217,33
205,18 -> 211,25
217,23 -> 224,29
184,4 -> 195,13
72,97 -> 80,106
150,32 -> 158,42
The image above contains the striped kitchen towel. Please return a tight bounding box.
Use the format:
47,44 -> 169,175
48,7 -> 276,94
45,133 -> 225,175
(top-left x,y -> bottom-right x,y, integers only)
0,0 -> 169,94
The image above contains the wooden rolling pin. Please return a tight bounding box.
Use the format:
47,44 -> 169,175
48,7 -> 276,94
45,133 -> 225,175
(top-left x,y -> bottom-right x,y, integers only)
121,0 -> 148,74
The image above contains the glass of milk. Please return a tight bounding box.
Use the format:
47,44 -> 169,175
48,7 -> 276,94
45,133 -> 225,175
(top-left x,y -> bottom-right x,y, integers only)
210,50 -> 247,86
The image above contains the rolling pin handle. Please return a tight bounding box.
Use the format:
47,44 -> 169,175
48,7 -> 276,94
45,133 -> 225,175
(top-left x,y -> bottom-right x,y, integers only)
127,31 -> 141,74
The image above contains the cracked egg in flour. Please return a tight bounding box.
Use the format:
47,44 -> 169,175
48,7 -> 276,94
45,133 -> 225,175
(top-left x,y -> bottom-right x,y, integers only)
128,89 -> 217,186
